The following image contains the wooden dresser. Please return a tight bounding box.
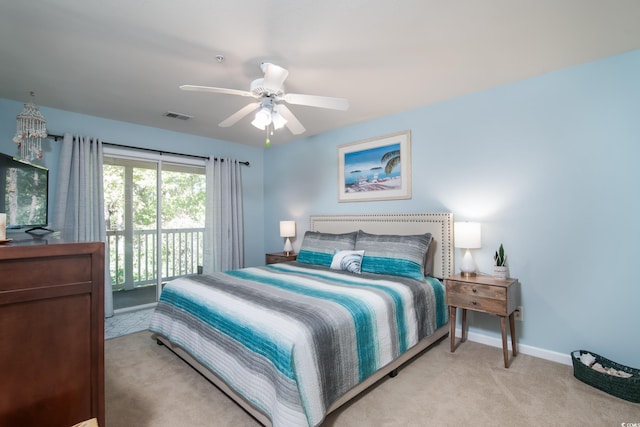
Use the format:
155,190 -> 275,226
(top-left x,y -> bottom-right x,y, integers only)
0,240 -> 105,427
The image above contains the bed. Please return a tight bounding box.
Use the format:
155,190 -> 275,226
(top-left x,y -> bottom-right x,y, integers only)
150,212 -> 453,427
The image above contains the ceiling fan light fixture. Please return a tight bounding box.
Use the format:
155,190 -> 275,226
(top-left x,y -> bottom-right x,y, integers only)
251,107 -> 271,130
271,110 -> 287,130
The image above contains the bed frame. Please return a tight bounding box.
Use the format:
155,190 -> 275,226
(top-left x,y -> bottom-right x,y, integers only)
155,212 -> 453,426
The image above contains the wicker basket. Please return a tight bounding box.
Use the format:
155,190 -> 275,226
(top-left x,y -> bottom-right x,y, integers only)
571,350 -> 640,403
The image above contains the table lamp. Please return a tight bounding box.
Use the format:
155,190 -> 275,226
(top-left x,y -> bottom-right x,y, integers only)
454,221 -> 481,277
279,220 -> 296,255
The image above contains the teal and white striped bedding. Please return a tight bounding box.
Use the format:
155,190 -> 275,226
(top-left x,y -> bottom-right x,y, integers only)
149,261 -> 447,427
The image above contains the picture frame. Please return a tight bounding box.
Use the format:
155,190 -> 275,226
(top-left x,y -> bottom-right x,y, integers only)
337,130 -> 411,202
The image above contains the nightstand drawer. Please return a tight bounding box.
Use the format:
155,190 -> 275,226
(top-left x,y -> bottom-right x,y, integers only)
447,281 -> 505,299
446,281 -> 507,315
447,292 -> 507,315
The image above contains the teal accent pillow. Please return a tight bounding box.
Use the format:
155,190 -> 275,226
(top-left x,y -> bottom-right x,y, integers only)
355,230 -> 432,280
296,231 -> 358,267
330,250 -> 365,274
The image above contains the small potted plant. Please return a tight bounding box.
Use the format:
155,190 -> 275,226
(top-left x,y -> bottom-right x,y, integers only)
493,244 -> 508,279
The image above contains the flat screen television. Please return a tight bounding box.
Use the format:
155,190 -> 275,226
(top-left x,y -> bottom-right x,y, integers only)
0,152 -> 49,229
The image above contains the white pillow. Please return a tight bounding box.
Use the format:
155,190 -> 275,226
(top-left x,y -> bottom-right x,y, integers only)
330,250 -> 365,274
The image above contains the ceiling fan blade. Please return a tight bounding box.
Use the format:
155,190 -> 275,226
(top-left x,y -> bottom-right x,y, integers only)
180,85 -> 255,98
219,102 -> 260,127
283,93 -> 349,111
275,104 -> 306,135
262,63 -> 289,92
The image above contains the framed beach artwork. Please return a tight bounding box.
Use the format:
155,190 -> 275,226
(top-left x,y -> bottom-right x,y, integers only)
338,130 -> 411,202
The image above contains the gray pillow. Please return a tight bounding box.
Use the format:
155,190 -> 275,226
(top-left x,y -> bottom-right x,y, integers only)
297,231 -> 358,267
355,230 -> 432,280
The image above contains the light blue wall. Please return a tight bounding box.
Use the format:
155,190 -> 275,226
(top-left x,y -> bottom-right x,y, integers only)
265,49 -> 640,367
0,99 -> 266,267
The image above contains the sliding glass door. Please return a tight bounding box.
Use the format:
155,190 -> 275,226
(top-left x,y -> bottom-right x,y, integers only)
103,150 -> 205,311
159,162 -> 207,285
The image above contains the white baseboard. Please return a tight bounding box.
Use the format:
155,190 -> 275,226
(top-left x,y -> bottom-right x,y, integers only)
456,327 -> 572,366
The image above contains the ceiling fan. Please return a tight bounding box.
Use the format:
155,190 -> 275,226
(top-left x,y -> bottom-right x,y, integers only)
179,63 -> 349,137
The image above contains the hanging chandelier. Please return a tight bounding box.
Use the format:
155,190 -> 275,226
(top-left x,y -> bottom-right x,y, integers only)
13,91 -> 47,161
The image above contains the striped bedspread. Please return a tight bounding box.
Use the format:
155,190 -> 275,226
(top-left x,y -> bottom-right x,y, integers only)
149,262 -> 447,427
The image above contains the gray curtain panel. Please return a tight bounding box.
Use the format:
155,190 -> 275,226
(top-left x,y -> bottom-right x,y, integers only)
203,157 -> 244,273
54,133 -> 113,317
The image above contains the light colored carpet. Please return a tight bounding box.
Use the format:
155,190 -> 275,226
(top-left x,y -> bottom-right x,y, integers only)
105,331 -> 640,426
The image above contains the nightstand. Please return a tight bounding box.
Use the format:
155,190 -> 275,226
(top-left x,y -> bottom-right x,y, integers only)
265,252 -> 297,265
445,274 -> 519,368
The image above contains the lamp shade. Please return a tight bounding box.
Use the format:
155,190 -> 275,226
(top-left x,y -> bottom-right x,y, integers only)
271,110 -> 287,130
279,220 -> 296,238
251,107 -> 272,130
454,222 -> 481,249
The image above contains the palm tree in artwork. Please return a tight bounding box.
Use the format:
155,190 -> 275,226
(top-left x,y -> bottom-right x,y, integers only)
381,149 -> 400,174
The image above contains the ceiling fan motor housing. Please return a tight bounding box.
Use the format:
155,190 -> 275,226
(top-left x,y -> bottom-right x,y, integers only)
250,78 -> 284,98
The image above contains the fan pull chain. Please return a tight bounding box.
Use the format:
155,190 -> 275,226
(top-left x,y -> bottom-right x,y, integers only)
265,123 -> 274,147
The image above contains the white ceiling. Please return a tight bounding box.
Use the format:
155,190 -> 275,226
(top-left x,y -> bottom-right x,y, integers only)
1,0 -> 639,148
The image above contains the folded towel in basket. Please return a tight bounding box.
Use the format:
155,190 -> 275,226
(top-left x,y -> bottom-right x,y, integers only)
592,362 -> 633,378
579,352 -> 633,378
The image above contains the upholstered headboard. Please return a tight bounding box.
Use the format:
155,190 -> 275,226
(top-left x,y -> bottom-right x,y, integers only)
309,212 -> 453,279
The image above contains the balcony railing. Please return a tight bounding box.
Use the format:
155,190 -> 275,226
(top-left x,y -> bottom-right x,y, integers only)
107,228 -> 204,291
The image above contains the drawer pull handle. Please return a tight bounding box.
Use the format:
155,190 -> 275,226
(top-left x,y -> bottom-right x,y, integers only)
472,289 -> 477,294
472,301 -> 478,306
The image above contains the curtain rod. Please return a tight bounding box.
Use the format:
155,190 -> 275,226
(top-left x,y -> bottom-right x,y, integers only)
47,133 -> 250,166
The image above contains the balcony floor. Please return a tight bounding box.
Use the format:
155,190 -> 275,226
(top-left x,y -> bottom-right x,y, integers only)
113,285 -> 158,310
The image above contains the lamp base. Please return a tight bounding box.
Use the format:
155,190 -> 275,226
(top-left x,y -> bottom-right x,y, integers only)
459,248 -> 477,277
283,237 -> 293,255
